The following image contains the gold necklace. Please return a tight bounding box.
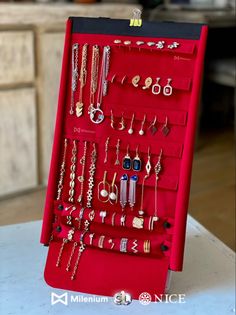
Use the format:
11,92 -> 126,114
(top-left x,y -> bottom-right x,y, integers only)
76,43 -> 88,117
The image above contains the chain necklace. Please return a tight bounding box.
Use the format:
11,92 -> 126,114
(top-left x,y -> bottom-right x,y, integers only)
76,43 -> 88,118
88,45 -> 100,116
69,43 -> 79,115
89,45 -> 110,124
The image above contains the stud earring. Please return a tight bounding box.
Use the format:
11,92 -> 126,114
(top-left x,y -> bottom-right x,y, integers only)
152,77 -> 161,95
122,145 -> 132,170
136,41 -> 144,46
163,78 -> 173,96
133,145 -> 142,172
154,149 -> 163,221
139,114 -> 146,136
98,171 -> 110,203
104,137 -> 110,163
114,139 -> 121,165
109,172 -> 118,204
142,77 -> 153,90
110,110 -> 115,129
120,174 -> 128,210
128,175 -> 138,211
162,117 -> 170,136
147,42 -> 155,47
118,113 -> 125,131
132,75 -> 140,87
148,116 -> 158,135
128,113 -> 135,135
156,41 -> 165,49
168,41 -> 179,49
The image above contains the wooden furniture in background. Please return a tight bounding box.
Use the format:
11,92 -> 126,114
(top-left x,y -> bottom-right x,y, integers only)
0,3 -> 139,197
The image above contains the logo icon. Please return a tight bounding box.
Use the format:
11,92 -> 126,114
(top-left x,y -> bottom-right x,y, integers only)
51,292 -> 68,306
113,290 -> 132,305
139,292 -> 152,305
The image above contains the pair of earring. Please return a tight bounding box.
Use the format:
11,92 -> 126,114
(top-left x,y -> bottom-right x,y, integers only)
128,114 -> 146,136
132,76 -> 153,90
120,174 -> 138,210
148,116 -> 170,136
98,171 -> 118,204
110,110 -> 125,131
122,145 -> 142,172
152,78 -> 173,96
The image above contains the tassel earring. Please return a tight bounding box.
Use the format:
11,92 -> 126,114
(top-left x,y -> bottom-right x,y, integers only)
120,174 -> 128,210
128,175 -> 138,210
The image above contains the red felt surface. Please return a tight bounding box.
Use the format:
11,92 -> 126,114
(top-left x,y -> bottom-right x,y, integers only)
41,18 -> 208,299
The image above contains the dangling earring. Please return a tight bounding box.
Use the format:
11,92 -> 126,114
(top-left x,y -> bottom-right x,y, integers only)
118,112 -> 125,131
148,116 -> 157,135
104,137 -> 110,163
162,117 -> 170,136
154,149 -> 163,221
120,174 -> 128,210
98,171 -> 110,203
114,139 -> 121,165
109,172 -> 118,204
122,144 -> 132,170
133,145 -> 142,172
128,113 -> 135,135
128,175 -> 138,210
142,77 -> 152,90
163,78 -> 173,96
139,114 -> 146,136
139,147 -> 152,217
152,77 -> 161,95
110,110 -> 115,129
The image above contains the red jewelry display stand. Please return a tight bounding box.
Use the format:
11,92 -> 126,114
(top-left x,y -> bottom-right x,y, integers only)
40,16 -> 208,300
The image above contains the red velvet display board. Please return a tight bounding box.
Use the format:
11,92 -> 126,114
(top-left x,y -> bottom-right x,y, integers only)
40,17 -> 208,299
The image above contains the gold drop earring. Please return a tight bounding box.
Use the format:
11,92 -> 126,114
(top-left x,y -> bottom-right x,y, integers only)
139,114 -> 146,136
114,139 -> 121,165
110,110 -> 115,129
152,77 -> 161,95
142,77 -> 152,90
104,137 -> 110,163
118,112 -> 125,131
132,75 -> 140,87
163,78 -> 173,96
128,113 -> 135,135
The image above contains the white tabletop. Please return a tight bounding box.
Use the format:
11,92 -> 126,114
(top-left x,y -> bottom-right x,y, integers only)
0,216 -> 235,315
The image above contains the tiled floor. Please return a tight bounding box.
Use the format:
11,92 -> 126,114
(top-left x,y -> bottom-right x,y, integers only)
0,128 -> 235,250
